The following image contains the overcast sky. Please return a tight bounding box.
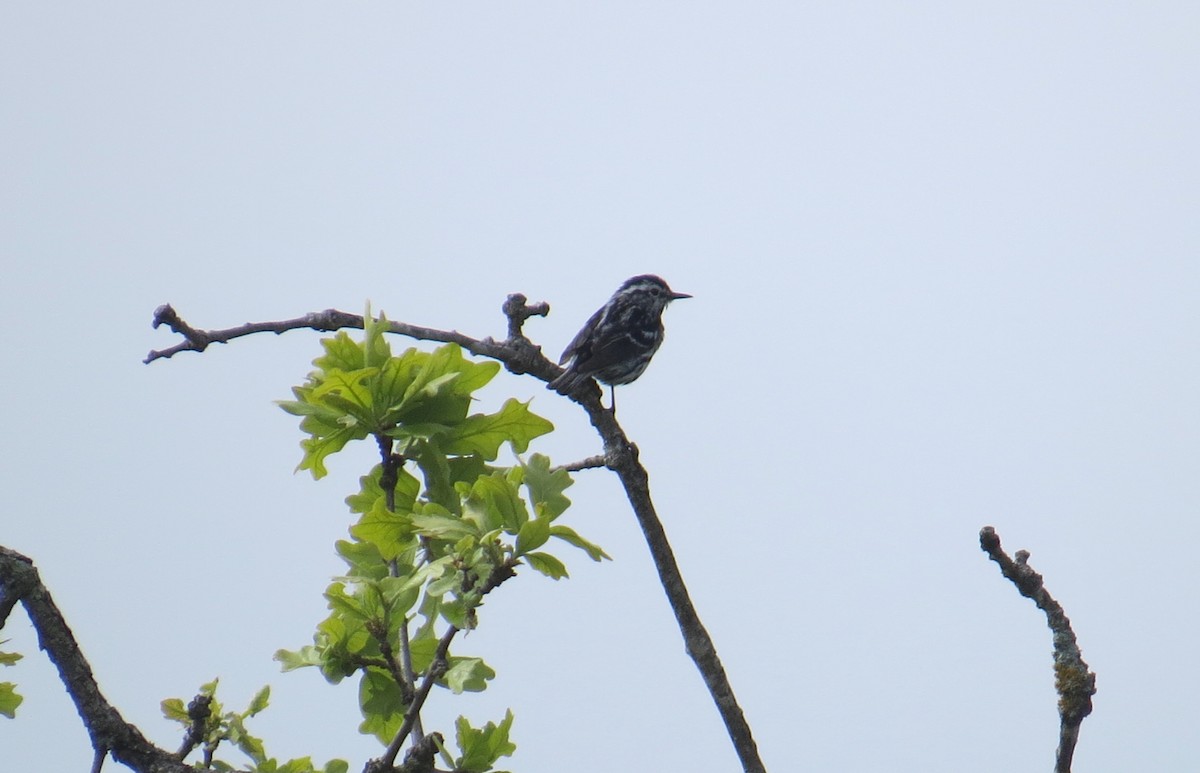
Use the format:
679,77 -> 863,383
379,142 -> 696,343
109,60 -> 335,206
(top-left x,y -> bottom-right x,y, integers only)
2,3 -> 1198,772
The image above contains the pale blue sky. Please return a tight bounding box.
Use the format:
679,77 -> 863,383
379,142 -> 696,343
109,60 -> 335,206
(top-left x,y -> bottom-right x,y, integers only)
2,3 -> 1198,771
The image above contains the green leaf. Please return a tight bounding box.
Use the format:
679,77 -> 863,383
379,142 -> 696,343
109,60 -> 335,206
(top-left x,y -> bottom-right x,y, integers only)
358,669 -> 406,743
445,353 -> 501,395
412,439 -> 458,512
454,710 -> 516,773
412,513 -> 479,541
2,684 -> 26,718
362,308 -> 394,368
274,646 -> 321,672
350,501 -> 415,561
308,367 -> 377,416
314,616 -> 360,683
443,657 -> 495,694
444,399 -> 553,459
406,345 -> 498,402
334,539 -> 388,580
244,685 -> 271,718
161,697 -> 189,723
427,571 -> 462,599
346,464 -> 420,515
524,552 -> 569,580
439,598 -> 472,629
549,525 -> 611,561
0,651 -> 22,667
446,454 -> 489,489
377,576 -> 420,619
313,331 -> 367,373
227,713 -> 267,764
287,384 -> 373,478
321,760 -> 350,773
407,632 -> 440,675
515,518 -> 550,556
522,453 -> 573,520
463,473 -> 529,533
273,758 -> 315,773
325,583 -> 369,621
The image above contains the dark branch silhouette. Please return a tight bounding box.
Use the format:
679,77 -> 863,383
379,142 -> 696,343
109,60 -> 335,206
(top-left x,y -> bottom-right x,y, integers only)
980,526 -> 1096,773
0,547 -> 197,773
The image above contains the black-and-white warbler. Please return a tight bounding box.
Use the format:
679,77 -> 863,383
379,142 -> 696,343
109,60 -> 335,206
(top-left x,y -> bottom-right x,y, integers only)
548,274 -> 690,408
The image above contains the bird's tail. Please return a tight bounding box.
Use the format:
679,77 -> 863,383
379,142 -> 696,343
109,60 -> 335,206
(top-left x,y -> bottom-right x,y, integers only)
547,368 -> 589,395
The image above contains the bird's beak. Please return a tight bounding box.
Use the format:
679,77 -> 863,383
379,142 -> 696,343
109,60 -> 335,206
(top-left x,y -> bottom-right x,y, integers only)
670,291 -> 692,301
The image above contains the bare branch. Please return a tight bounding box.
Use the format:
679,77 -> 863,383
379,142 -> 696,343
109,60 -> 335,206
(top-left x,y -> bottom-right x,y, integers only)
557,454 -> 607,472
596,426 -> 765,773
0,547 -> 198,773
145,297 -> 555,381
980,526 -> 1097,773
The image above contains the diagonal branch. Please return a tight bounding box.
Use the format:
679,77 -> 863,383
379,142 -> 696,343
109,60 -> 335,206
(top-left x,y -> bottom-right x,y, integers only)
0,547 -> 198,773
147,297 -> 766,773
368,624 -> 459,773
980,527 -> 1097,773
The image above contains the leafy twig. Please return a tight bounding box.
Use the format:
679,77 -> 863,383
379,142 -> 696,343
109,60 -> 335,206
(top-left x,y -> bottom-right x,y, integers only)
979,526 -> 1097,773
174,693 -> 212,759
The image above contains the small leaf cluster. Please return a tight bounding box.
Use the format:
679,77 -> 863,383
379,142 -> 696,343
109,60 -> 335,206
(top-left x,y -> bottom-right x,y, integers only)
0,644 -> 22,719
278,312 -> 549,481
161,679 -> 347,773
275,319 -> 609,771
447,710 -> 516,773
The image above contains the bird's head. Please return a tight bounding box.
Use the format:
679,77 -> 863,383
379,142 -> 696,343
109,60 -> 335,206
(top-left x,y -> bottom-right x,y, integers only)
616,274 -> 692,313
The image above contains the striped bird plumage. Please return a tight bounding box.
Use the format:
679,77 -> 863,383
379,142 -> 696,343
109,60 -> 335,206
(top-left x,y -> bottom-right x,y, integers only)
548,275 -> 690,406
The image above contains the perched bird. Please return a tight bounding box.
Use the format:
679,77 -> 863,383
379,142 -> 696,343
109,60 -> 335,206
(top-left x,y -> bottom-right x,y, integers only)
548,274 -> 690,409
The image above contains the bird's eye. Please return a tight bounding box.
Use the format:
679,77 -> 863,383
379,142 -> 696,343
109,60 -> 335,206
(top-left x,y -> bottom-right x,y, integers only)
650,288 -> 662,296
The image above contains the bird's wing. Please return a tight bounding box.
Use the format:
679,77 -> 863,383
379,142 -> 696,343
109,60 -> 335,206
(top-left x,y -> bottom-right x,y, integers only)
573,331 -> 647,374
558,305 -> 608,365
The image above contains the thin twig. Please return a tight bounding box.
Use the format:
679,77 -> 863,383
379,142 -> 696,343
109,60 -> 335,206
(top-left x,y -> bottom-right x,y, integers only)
397,619 -> 424,743
980,526 -> 1097,773
557,454 -> 607,472
372,626 -> 416,706
90,746 -> 106,773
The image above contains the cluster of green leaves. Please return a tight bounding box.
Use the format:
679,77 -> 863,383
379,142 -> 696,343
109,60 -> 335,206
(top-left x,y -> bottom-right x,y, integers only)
0,644 -> 21,718
161,680 -> 347,773
274,316 -> 609,772
448,711 -> 516,773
